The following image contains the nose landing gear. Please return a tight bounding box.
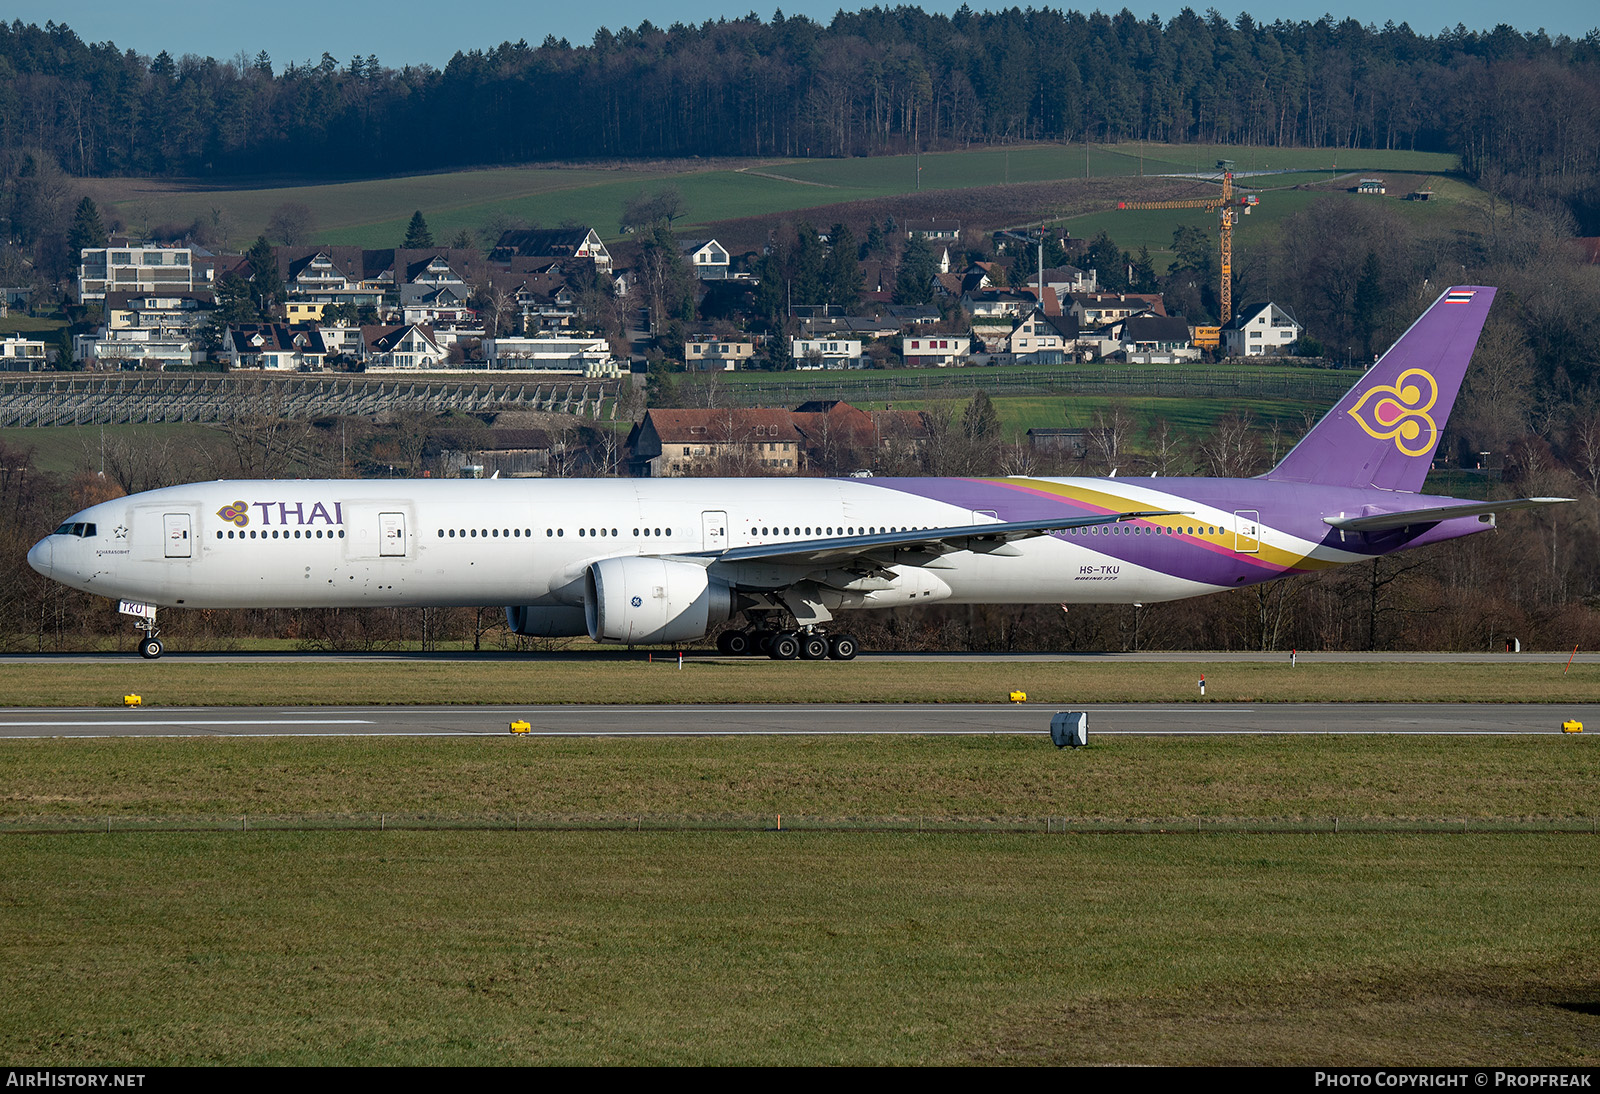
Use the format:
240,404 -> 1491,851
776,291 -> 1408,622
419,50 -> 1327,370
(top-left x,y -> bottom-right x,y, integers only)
120,601 -> 164,659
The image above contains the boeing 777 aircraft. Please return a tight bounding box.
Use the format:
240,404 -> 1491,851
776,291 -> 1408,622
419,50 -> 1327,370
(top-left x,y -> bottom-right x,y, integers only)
28,285 -> 1569,659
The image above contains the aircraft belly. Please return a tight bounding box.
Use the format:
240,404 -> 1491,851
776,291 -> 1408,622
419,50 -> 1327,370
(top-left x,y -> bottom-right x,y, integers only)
937,538 -> 1227,605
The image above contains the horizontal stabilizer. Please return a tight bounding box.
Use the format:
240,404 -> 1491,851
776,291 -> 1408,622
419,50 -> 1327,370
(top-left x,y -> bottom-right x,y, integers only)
1323,497 -> 1572,533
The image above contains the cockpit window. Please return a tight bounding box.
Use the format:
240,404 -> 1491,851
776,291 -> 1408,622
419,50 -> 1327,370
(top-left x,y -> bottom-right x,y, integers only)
53,523 -> 96,538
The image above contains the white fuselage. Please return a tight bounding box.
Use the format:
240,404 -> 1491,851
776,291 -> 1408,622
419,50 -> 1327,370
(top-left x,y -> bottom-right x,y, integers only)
32,476 -> 1319,612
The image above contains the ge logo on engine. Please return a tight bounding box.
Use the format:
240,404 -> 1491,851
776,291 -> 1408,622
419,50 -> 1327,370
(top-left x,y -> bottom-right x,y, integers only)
631,596 -> 642,607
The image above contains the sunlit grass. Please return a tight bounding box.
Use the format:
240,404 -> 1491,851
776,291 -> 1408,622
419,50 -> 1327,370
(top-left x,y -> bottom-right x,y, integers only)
4,659 -> 1598,709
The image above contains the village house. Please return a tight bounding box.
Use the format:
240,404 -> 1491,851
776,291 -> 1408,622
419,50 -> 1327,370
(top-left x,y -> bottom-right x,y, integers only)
0,332 -> 49,371
74,328 -> 198,370
1121,315 -> 1200,363
628,408 -> 806,477
1007,311 -> 1079,364
482,335 -> 617,376
679,239 -> 731,280
103,291 -> 214,334
225,325 -> 327,370
361,323 -> 448,371
685,335 -> 756,371
1221,302 -> 1303,357
1067,291 -> 1166,325
490,227 -> 612,272
901,333 -> 972,367
790,400 -> 930,472
791,337 -> 866,369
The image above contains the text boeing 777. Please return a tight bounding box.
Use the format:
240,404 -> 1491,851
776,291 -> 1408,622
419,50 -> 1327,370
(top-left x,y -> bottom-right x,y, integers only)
28,285 -> 1569,659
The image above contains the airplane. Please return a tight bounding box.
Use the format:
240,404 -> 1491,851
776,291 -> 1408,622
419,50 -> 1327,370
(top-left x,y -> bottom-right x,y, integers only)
28,284 -> 1570,660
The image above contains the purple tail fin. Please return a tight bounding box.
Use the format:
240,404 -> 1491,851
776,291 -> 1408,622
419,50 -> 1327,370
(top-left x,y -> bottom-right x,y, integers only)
1265,285 -> 1495,492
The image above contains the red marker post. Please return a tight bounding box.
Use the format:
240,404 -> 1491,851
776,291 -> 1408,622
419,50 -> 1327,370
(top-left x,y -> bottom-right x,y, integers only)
1198,674 -> 1206,697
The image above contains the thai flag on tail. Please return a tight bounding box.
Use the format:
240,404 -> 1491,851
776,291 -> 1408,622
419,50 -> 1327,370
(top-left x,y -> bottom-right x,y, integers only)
1445,289 -> 1476,303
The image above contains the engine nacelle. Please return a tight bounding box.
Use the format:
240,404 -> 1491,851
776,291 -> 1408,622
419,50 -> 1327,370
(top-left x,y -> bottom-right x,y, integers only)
585,556 -> 732,645
505,605 -> 589,637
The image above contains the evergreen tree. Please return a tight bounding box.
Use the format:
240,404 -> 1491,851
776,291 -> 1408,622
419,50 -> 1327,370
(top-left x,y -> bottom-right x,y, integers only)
895,234 -> 938,304
823,224 -> 862,309
1130,246 -> 1159,293
245,236 -> 284,317
404,211 -> 434,249
214,272 -> 260,325
1085,232 -> 1130,291
68,197 -> 107,254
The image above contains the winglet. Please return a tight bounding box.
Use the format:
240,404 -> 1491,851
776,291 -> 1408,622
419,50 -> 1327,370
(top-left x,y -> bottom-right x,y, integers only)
1265,286 -> 1495,492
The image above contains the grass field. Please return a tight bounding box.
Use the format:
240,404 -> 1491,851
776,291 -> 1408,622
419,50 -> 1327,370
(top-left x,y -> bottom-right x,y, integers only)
4,660 -> 1599,708
1,733 -> 1595,1065
2,734 -> 1594,821
76,143 -> 1463,250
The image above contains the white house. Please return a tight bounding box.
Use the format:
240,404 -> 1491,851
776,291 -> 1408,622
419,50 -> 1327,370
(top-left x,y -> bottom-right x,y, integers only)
362,324 -> 448,371
1121,315 -> 1200,364
483,335 -> 617,377
901,334 -> 971,367
74,329 -> 197,370
1222,302 -> 1302,357
679,239 -> 731,280
791,338 -> 865,369
0,332 -> 49,370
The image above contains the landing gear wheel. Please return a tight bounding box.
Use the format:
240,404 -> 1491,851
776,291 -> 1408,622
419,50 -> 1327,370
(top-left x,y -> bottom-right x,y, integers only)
827,634 -> 859,661
139,637 -> 164,660
799,633 -> 829,660
768,632 -> 800,660
716,630 -> 752,655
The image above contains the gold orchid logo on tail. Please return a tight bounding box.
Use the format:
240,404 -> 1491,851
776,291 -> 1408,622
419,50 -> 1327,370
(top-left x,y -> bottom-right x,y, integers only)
217,501 -> 250,528
1349,369 -> 1439,456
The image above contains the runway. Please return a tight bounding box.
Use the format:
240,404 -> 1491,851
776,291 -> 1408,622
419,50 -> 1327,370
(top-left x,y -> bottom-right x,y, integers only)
1,702 -> 1593,738
5,650 -> 1599,665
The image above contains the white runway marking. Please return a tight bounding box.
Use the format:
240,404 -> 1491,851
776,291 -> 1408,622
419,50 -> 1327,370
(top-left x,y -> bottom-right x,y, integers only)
2,719 -> 375,727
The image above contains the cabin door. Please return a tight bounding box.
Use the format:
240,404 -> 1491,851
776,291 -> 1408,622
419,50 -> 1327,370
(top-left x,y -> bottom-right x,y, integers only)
1234,511 -> 1261,554
379,512 -> 407,557
163,513 -> 192,558
702,511 -> 728,551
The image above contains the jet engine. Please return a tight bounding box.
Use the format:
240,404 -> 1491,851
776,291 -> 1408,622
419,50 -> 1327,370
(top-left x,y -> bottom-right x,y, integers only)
585,556 -> 732,644
505,605 -> 590,637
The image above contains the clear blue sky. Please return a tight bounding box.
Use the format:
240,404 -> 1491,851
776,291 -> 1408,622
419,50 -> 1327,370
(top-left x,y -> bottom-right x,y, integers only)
10,1 -> 1596,72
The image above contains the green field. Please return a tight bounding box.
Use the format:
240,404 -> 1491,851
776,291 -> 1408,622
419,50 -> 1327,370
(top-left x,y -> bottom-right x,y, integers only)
3,734 -> 1594,821
1,733 -> 1595,1065
80,143 -> 1463,250
4,660 -> 1599,708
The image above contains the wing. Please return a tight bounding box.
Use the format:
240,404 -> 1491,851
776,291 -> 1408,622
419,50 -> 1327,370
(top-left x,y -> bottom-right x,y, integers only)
1322,497 -> 1572,533
687,510 -> 1184,569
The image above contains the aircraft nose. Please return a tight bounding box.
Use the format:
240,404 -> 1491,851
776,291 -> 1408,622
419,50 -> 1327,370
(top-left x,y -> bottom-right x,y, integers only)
26,536 -> 52,578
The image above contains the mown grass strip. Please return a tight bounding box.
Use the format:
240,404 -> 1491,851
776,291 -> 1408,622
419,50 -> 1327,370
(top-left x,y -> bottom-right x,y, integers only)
1,829 -> 1592,1065
2,734 -> 1593,821
3,659 -> 1598,707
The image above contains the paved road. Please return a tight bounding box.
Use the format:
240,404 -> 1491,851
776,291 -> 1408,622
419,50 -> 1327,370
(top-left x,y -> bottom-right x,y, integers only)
1,703 -> 1593,738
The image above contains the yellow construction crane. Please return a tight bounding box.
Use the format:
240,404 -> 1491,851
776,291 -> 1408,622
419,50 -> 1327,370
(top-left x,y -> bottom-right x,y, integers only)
1116,161 -> 1257,327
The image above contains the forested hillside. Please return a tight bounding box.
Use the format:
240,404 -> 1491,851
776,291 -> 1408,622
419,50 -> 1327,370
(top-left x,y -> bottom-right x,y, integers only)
2,9 -> 1598,226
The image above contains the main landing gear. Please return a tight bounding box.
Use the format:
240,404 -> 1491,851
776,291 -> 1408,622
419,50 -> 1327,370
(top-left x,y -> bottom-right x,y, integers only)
715,627 -> 859,661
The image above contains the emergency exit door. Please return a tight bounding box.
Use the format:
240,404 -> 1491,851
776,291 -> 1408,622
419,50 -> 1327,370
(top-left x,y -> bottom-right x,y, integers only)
379,512 -> 407,556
